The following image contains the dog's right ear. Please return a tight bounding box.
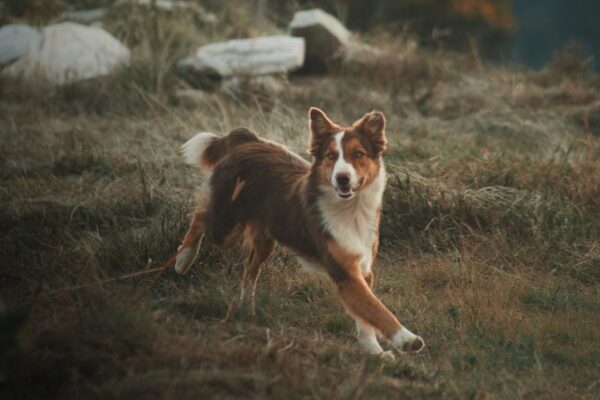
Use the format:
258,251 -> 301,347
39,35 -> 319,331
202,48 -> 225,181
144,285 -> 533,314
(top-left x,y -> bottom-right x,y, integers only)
309,107 -> 337,157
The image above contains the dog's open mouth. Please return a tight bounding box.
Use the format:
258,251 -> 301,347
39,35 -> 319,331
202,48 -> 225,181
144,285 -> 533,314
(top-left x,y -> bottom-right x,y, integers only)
337,178 -> 364,199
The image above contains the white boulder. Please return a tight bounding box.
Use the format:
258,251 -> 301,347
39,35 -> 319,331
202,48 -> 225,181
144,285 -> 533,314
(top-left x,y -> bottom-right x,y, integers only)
289,9 -> 351,71
0,24 -> 43,67
3,22 -> 130,85
179,36 -> 305,79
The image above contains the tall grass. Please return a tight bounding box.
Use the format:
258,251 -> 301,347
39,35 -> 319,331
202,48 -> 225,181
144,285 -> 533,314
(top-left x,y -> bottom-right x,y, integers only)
1,3 -> 599,399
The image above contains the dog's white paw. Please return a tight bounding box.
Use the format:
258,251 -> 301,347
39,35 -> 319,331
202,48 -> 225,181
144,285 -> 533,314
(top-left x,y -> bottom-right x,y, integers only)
401,336 -> 425,353
392,327 -> 425,354
379,350 -> 396,363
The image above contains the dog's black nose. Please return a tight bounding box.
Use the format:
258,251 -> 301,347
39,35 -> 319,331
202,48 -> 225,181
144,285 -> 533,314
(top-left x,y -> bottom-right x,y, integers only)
336,174 -> 350,187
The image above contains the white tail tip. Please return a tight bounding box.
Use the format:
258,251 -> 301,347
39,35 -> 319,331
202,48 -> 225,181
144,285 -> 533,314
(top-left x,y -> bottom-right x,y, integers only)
181,132 -> 217,166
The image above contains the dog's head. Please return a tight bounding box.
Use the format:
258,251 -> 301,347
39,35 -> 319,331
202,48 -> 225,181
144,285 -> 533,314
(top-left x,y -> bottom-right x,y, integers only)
309,107 -> 387,200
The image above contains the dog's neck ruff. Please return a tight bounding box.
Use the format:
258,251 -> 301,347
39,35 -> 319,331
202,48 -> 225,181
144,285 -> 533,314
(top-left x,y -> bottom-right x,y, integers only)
317,163 -> 386,275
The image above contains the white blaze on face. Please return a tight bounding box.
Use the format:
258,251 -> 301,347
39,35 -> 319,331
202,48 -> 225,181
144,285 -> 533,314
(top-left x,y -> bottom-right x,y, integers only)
331,131 -> 358,189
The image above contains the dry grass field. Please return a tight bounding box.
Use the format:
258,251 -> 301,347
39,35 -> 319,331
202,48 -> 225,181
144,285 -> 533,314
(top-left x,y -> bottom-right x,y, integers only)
1,4 -> 599,399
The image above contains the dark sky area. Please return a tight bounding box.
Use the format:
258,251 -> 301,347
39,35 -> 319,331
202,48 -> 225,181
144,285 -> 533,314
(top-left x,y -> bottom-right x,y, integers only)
511,0 -> 600,69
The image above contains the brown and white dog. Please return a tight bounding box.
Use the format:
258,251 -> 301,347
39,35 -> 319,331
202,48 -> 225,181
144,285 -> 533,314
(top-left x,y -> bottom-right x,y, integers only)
176,108 -> 424,359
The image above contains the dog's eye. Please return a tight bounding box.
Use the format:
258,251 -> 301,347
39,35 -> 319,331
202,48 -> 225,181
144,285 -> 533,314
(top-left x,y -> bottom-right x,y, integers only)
353,151 -> 364,159
326,152 -> 337,160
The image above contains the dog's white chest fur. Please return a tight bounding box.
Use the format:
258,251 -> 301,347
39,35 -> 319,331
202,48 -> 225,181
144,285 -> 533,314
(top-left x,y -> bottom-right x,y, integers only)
317,166 -> 386,276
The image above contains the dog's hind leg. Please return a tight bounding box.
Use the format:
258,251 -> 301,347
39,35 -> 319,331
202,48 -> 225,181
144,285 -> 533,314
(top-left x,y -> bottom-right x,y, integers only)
176,181 -> 214,274
175,208 -> 206,274
240,223 -> 275,317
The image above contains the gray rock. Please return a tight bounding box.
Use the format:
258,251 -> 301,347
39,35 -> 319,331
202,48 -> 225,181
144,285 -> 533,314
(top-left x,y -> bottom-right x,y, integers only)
0,24 -> 43,67
289,8 -> 351,72
178,35 -> 305,80
2,22 -> 130,85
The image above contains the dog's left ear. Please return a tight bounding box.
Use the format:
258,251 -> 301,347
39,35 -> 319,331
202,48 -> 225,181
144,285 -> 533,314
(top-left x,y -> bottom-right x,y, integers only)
308,107 -> 338,157
353,111 -> 387,157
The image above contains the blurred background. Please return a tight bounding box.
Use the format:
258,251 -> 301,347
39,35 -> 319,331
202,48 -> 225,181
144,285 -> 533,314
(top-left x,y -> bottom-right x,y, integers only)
1,0 -> 599,69
1,1 -> 599,400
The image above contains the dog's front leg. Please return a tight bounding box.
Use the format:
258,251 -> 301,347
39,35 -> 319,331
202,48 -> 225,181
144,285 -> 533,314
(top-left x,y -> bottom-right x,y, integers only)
353,272 -> 395,361
326,243 -> 425,354
355,319 -> 395,361
338,272 -> 425,354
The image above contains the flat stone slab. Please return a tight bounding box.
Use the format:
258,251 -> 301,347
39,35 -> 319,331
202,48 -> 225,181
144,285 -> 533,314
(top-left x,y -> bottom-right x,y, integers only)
3,22 -> 130,85
289,8 -> 350,71
0,24 -> 43,67
179,35 -> 305,77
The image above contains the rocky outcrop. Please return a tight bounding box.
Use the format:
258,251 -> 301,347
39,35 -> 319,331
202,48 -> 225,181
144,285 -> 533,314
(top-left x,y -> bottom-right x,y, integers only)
0,24 -> 43,67
289,8 -> 351,72
179,36 -> 305,78
2,22 -> 130,85
177,35 -> 304,89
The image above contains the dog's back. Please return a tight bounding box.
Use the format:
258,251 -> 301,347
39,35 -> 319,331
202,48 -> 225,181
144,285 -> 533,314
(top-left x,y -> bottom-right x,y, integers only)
189,129 -> 317,255
182,127 -> 260,171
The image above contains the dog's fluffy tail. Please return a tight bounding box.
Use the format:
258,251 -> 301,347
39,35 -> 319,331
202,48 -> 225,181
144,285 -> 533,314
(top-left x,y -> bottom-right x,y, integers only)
181,127 -> 259,174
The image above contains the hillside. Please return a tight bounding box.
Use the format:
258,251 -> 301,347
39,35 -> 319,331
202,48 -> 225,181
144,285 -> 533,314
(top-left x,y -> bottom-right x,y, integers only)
1,3 -> 599,399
